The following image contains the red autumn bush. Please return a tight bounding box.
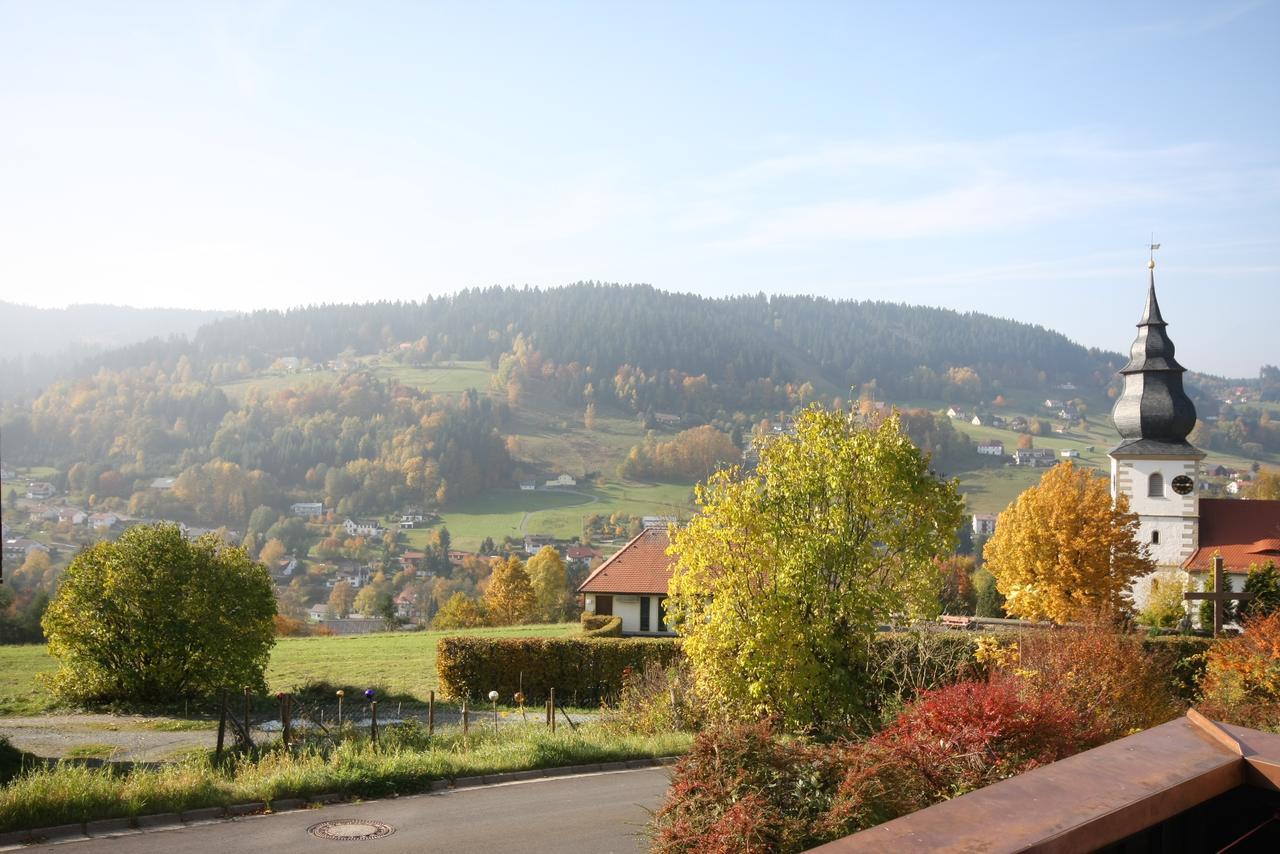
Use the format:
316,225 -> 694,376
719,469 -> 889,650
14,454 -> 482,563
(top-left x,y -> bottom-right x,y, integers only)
649,721 -> 841,854
1197,610 -> 1280,732
654,676 -> 1096,851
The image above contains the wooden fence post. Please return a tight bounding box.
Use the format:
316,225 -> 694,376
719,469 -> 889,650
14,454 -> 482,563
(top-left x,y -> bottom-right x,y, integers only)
283,694 -> 292,747
371,700 -> 378,748
215,689 -> 227,761
243,687 -> 251,750
462,701 -> 469,736
550,688 -> 556,735
428,690 -> 435,736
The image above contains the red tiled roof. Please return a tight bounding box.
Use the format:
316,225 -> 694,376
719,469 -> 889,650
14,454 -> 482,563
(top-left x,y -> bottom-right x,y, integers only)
1183,498 -> 1280,572
576,527 -> 674,595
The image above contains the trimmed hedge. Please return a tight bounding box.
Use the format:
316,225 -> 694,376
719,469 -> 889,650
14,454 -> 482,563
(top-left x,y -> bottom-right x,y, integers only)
437,636 -> 681,705
580,614 -> 623,637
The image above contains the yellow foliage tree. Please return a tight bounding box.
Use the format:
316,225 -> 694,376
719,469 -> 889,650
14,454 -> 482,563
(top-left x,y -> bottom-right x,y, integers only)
526,545 -> 569,622
483,555 -> 536,626
982,461 -> 1152,623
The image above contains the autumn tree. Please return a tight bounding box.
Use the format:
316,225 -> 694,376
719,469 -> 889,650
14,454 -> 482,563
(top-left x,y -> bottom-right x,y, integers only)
328,580 -> 355,619
667,406 -> 964,733
483,555 -> 536,626
1241,561 -> 1280,620
1246,470 -> 1280,500
353,585 -> 380,617
432,592 -> 487,629
41,524 -> 276,703
982,461 -> 1152,623
258,537 -> 287,567
527,546 -> 569,622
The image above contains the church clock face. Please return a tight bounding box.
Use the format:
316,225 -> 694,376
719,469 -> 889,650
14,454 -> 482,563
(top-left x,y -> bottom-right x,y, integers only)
1171,475 -> 1194,495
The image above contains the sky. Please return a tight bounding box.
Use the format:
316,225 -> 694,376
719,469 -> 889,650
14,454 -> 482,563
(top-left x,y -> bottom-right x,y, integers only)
1,1 -> 1277,376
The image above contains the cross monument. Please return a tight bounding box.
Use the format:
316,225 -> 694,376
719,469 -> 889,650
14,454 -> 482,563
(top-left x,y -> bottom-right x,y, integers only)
1184,554 -> 1254,637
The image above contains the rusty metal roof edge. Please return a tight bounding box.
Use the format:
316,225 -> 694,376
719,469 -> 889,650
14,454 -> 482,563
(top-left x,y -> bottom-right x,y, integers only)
1186,708 -> 1245,756
807,714 -> 1252,854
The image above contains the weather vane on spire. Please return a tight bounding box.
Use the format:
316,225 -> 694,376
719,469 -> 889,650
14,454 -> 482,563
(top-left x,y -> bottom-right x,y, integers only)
1148,236 -> 1161,269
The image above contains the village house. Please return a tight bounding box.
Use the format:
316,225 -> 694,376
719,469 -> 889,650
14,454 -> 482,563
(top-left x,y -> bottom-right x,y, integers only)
57,507 -> 87,525
395,588 -> 417,619
566,545 -> 601,563
1009,415 -> 1029,431
290,501 -> 324,518
306,603 -> 329,622
326,563 -> 372,590
25,482 -> 56,500
1225,480 -> 1243,495
275,556 -> 299,578
945,407 -> 968,420
89,512 -> 119,531
544,474 -> 577,488
28,505 -> 58,523
3,537 -> 49,560
1043,399 -> 1065,409
1060,449 -> 1080,458
343,518 -> 384,537
641,515 -> 676,529
577,527 -> 676,636
519,480 -> 537,491
1012,448 -> 1057,467
975,440 -> 1004,456
971,514 -> 997,538
400,550 -> 425,572
524,533 -> 556,555
654,412 -> 682,425
149,477 -> 176,490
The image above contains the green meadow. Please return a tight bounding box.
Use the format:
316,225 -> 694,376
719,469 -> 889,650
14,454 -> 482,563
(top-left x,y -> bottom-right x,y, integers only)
0,624 -> 579,717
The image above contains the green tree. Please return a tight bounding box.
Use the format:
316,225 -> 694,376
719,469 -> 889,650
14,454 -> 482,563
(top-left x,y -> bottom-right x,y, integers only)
983,462 -> 1152,624
973,568 -> 1005,617
527,546 -> 570,622
41,524 -> 276,703
1240,561 -> 1280,621
666,406 -> 963,733
483,555 -> 537,626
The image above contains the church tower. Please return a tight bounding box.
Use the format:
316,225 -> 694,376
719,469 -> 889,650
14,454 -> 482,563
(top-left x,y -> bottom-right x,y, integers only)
1109,257 -> 1204,578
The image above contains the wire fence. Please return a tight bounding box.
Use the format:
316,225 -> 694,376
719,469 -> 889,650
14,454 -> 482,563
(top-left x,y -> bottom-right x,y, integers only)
208,687 -> 588,759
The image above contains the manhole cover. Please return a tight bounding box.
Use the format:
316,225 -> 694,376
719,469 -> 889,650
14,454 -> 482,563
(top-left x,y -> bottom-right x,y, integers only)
308,819 -> 397,841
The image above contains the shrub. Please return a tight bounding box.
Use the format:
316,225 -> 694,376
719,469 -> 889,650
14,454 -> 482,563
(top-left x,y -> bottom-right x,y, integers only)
436,636 -> 681,704
1197,611 -> 1280,732
1012,620 -> 1182,740
41,524 -> 276,704
602,661 -> 702,735
650,722 -> 841,854
1141,635 -> 1212,703
861,632 -> 985,730
580,614 -> 623,637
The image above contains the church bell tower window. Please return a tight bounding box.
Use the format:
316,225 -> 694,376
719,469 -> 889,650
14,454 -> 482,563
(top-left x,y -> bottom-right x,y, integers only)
1151,530 -> 1159,545
1148,472 -> 1163,498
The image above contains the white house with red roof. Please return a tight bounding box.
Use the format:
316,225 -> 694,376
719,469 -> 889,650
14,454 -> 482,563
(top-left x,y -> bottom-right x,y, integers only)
576,527 -> 676,635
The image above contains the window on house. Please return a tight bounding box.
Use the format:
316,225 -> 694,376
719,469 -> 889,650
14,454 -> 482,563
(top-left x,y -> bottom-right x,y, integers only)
1148,472 -> 1164,498
639,596 -> 650,632
657,596 -> 667,632
1151,530 -> 1160,545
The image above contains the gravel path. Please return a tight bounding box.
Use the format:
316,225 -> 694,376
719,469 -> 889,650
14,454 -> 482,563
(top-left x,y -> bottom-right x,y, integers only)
0,714 -> 221,763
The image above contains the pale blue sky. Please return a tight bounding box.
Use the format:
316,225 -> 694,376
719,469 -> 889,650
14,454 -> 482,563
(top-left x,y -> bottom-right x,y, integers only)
1,1 -> 1277,376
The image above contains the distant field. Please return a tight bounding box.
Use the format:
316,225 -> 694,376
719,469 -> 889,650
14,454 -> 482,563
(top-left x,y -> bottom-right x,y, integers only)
420,481 -> 695,550
0,624 -> 579,717
370,361 -> 495,395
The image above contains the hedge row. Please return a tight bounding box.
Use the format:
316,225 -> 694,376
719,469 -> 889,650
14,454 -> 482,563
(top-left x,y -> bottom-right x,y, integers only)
1141,635 -> 1212,702
436,631 -> 1213,709
580,614 -> 623,637
436,636 -> 681,705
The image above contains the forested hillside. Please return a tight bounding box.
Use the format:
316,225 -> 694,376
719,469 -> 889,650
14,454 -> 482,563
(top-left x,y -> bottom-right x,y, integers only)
81,285 -> 1125,412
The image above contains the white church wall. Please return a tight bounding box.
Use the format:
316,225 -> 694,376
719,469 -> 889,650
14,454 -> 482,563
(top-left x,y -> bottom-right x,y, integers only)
1111,456 -> 1199,568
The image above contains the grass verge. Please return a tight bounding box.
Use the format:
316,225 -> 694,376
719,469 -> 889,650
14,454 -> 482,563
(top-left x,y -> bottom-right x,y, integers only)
0,724 -> 691,832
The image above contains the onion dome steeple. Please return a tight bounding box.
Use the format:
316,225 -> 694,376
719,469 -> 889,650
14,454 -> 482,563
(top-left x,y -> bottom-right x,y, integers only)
1109,259 -> 1201,456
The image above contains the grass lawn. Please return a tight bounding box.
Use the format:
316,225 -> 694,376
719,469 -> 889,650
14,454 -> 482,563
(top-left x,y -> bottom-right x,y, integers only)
0,624 -> 579,718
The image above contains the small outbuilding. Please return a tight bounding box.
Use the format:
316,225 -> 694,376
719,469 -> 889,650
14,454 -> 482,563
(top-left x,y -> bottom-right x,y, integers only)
576,527 -> 676,636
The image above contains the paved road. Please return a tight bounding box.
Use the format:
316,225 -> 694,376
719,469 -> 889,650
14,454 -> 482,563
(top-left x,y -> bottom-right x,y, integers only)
23,767 -> 670,854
